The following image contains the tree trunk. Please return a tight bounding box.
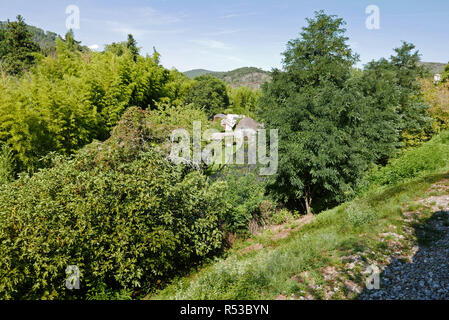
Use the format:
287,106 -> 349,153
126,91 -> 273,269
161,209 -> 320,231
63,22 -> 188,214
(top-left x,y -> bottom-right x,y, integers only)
304,188 -> 313,216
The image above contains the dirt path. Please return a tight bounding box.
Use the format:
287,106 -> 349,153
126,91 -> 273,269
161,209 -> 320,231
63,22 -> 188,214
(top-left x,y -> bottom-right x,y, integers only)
358,181 -> 449,300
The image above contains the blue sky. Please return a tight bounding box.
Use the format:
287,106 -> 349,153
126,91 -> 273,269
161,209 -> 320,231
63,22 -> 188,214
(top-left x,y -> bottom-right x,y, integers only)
1,0 -> 448,71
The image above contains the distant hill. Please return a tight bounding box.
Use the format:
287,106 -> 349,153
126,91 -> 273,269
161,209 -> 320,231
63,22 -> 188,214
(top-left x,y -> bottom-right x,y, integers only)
419,62 -> 447,74
0,21 -> 61,54
183,69 -> 215,78
184,67 -> 271,89
0,21 -> 89,55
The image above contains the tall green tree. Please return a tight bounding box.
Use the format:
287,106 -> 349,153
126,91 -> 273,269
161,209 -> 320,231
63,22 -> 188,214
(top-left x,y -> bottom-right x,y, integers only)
0,28 -> 6,59
0,15 -> 40,75
259,11 -> 382,214
363,42 -> 430,148
126,34 -> 139,61
185,74 -> 230,117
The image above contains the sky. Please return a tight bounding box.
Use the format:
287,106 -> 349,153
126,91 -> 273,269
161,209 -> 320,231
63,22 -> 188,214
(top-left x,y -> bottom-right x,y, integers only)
0,0 -> 448,72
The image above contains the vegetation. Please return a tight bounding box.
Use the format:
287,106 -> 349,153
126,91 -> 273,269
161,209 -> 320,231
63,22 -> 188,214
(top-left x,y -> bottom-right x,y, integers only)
442,62 -> 449,82
421,78 -> 449,133
153,129 -> 449,300
419,61 -> 447,75
184,67 -> 271,89
0,107 -> 228,299
258,12 -> 430,214
185,74 -> 230,118
0,10 -> 447,300
0,31 -> 169,172
0,15 -> 40,75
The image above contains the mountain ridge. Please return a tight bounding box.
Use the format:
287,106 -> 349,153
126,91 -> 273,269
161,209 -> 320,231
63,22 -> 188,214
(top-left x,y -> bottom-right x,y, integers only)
184,67 -> 271,89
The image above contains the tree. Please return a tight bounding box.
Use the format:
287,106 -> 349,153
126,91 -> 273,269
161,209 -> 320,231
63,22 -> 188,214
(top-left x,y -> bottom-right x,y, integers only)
258,11 -> 382,214
0,31 -> 170,172
228,86 -> 261,117
185,74 -> 230,117
0,28 -> 6,59
126,34 -> 139,61
362,42 -> 431,148
0,15 -> 40,75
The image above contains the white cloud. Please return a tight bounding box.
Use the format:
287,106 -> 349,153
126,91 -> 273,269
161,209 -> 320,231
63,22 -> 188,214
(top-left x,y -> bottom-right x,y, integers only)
191,40 -> 231,50
106,21 -> 187,38
202,29 -> 241,36
88,44 -> 100,51
220,12 -> 258,19
136,6 -> 184,25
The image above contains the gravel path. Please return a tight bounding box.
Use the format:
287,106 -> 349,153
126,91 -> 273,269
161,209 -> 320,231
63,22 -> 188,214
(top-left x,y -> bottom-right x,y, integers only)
359,209 -> 449,300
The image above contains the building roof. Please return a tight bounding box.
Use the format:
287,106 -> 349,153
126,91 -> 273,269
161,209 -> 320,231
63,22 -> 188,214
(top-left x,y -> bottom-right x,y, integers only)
235,117 -> 263,131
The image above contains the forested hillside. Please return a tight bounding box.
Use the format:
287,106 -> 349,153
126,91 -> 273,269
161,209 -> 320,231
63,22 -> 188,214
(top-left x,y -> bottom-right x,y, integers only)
184,67 -> 271,89
0,19 -> 78,56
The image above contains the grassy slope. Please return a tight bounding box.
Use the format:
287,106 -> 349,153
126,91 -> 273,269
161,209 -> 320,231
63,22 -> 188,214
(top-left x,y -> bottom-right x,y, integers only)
151,131 -> 449,300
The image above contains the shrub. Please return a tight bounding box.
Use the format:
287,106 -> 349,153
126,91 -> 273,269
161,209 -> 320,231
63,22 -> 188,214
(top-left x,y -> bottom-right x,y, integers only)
270,208 -> 296,225
0,109 -> 227,299
345,202 -> 377,229
367,130 -> 449,187
214,168 -> 266,235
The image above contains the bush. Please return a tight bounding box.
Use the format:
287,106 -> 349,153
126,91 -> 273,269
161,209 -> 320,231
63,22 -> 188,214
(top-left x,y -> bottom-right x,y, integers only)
214,168 -> 267,235
270,208 -> 297,225
367,130 -> 449,187
345,202 -> 377,229
0,109 -> 227,299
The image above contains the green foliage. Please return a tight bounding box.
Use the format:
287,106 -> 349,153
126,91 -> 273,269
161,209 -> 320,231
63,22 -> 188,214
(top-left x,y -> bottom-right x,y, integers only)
270,208 -> 296,225
183,69 -> 214,79
442,62 -> 449,83
0,15 -> 40,75
421,78 -> 449,134
184,67 -> 271,89
0,108 -> 228,300
154,131 -> 449,301
1,19 -> 73,56
362,43 -> 431,149
259,12 -> 432,213
126,34 -> 139,62
0,34 -> 170,172
344,202 -> 377,229
227,86 -> 261,117
367,131 -> 449,187
185,75 -> 230,117
217,168 -> 266,234
0,144 -> 14,185
259,11 -> 378,213
161,69 -> 195,106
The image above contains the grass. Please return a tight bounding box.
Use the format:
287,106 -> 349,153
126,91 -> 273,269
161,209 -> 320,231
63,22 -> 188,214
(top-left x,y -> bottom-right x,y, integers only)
149,170 -> 449,300
148,131 -> 449,300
